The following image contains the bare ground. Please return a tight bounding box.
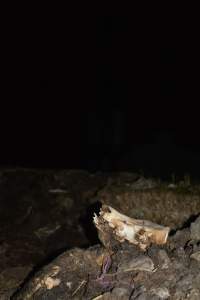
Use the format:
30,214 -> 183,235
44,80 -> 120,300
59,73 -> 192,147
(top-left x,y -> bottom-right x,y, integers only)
0,169 -> 199,299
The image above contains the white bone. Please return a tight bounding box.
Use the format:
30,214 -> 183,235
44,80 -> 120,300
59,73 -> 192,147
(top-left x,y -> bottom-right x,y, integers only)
94,205 -> 170,250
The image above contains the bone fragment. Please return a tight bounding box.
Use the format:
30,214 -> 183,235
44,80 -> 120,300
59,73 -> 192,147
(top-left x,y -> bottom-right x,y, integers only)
94,205 -> 170,251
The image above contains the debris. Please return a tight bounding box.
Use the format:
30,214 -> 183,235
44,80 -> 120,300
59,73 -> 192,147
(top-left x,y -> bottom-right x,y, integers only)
48,188 -> 68,194
71,279 -> 87,297
34,224 -> 61,239
43,276 -> 60,289
100,254 -> 112,276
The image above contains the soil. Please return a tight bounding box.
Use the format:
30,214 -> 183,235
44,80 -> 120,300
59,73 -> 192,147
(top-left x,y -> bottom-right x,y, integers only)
0,169 -> 199,299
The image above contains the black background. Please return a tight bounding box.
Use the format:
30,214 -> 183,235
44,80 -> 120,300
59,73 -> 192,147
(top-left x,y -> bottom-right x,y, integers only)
1,15 -> 199,178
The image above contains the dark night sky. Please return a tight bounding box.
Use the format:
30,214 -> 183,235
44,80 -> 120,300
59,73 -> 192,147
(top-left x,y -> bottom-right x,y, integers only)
1,16 -> 199,177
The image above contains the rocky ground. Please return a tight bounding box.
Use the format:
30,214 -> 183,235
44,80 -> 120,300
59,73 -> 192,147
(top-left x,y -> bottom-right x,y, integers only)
0,169 -> 199,299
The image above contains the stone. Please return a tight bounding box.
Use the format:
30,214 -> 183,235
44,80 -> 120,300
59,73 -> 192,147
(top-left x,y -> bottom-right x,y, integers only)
190,251 -> 200,262
150,287 -> 170,299
111,287 -> 130,298
118,255 -> 155,273
185,289 -> 200,300
190,215 -> 200,240
157,250 -> 171,269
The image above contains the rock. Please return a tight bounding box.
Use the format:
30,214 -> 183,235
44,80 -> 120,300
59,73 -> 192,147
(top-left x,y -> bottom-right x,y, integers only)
111,287 -> 131,298
150,287 -> 170,299
53,194 -> 74,211
99,179 -> 200,229
168,183 -> 177,189
185,289 -> 200,300
190,251 -> 200,262
134,293 -> 148,300
176,274 -> 193,292
190,215 -> 200,240
173,290 -> 185,299
118,255 -> 155,273
131,286 -> 147,300
11,224 -> 200,299
90,288 -> 131,300
157,250 -> 171,269
130,177 -> 158,190
193,273 -> 200,289
92,288 -> 130,300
